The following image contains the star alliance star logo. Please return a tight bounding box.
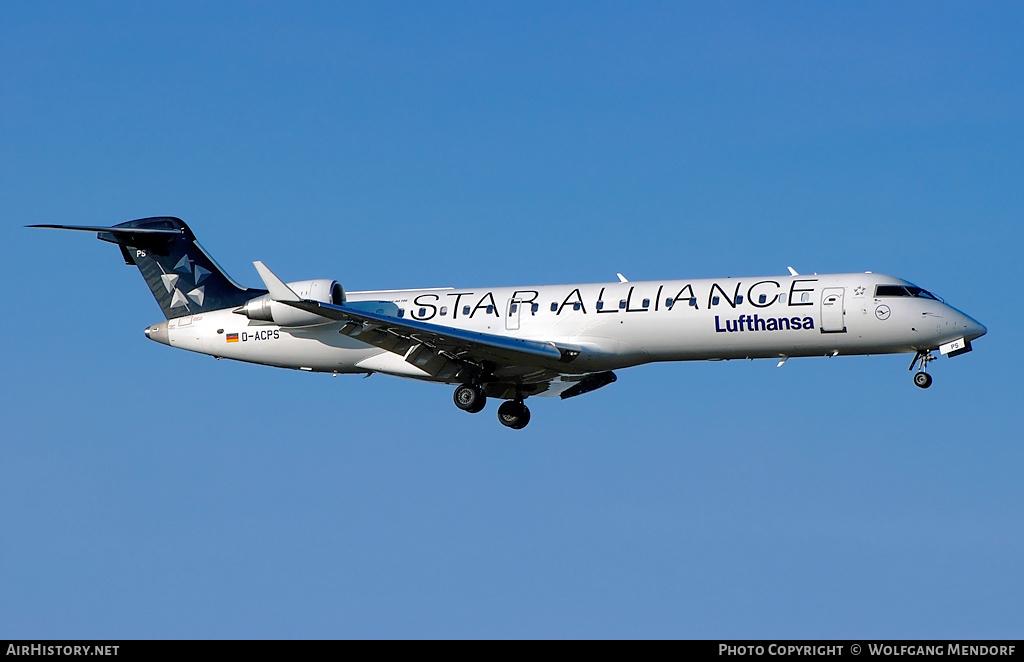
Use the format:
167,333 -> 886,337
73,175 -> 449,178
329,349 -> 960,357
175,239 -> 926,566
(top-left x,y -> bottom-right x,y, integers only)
162,253 -> 208,309
854,286 -> 866,296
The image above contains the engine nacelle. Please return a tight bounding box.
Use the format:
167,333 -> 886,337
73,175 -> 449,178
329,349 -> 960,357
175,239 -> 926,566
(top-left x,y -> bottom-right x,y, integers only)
236,279 -> 345,327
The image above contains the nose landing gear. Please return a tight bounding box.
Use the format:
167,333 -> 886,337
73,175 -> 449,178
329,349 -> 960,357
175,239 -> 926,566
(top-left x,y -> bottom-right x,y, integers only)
910,350 -> 935,389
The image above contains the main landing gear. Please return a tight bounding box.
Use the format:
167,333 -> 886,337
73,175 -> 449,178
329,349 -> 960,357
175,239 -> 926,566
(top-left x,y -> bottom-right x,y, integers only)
909,350 -> 935,389
453,383 -> 532,429
453,383 -> 487,413
497,400 -> 531,430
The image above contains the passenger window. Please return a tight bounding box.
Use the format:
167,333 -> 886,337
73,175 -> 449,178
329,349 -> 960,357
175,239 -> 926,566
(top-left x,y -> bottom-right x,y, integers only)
573,302 -> 581,311
642,298 -> 650,308
418,308 -> 426,317
440,306 -> 448,316
619,300 -> 627,309
531,303 -> 539,313
596,301 -> 604,310
759,294 -> 767,304
463,306 -> 471,316
712,296 -> 720,305
735,296 -> 743,304
550,302 -> 558,312
779,294 -> 786,303
510,304 -> 518,313
486,305 -> 494,314
665,298 -> 674,308
801,292 -> 810,303
689,298 -> 697,307
398,309 -> 405,318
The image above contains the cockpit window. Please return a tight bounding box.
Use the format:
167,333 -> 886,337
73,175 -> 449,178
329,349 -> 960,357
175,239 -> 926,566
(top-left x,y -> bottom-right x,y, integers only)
905,286 -> 940,301
875,284 -> 942,301
875,285 -> 908,297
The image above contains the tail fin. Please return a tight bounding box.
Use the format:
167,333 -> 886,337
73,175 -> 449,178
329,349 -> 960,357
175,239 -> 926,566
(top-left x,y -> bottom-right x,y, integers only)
30,217 -> 266,319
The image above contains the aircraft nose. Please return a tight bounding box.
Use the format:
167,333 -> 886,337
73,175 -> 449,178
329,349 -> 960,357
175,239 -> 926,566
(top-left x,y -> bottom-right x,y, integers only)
961,313 -> 987,341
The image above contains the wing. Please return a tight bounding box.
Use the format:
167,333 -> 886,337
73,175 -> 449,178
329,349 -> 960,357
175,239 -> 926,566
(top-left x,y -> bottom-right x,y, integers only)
253,262 -> 583,388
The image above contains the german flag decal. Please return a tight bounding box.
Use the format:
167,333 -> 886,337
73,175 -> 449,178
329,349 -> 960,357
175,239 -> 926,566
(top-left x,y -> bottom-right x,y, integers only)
226,333 -> 239,343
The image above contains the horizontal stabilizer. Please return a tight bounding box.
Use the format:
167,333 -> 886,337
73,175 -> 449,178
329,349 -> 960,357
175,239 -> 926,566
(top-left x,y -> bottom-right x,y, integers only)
28,224 -> 184,236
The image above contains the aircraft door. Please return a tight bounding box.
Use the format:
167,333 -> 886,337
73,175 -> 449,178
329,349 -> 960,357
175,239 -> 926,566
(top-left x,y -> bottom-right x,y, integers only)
505,298 -> 522,331
821,288 -> 846,333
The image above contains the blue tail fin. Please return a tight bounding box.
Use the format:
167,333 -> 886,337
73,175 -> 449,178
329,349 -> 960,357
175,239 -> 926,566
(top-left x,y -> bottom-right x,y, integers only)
31,217 -> 267,319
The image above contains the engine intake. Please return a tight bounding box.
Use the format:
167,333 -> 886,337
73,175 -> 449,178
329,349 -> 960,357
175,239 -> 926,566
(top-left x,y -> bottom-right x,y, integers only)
236,279 -> 344,327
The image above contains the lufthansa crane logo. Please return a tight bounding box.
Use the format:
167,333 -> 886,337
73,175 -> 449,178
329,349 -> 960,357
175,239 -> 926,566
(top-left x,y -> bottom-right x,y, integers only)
875,305 -> 891,320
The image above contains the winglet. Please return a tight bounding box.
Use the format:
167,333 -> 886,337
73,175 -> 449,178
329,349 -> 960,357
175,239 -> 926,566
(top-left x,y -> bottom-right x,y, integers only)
787,266 -> 799,276
253,261 -> 301,302
616,273 -> 628,283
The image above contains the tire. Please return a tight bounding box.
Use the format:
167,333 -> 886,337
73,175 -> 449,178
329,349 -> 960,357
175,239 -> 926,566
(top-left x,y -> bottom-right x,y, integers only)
454,384 -> 486,413
497,401 -> 531,429
913,372 -> 932,389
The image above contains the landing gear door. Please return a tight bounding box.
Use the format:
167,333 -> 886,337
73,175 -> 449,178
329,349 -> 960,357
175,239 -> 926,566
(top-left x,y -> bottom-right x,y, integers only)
821,287 -> 846,333
506,298 -> 522,331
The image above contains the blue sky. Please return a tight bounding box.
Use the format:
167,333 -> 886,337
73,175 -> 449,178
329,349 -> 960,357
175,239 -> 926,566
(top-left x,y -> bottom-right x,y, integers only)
2,2 -> 1022,638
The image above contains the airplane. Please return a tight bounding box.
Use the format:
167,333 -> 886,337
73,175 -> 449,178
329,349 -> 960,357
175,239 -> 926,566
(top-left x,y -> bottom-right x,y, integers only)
31,216 -> 987,429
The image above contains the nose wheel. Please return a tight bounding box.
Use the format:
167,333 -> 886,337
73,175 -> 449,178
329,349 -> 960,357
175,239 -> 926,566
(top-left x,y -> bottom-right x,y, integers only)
909,350 -> 935,389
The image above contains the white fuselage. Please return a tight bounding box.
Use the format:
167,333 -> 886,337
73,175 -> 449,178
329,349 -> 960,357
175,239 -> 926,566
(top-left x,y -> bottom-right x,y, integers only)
152,272 -> 985,387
